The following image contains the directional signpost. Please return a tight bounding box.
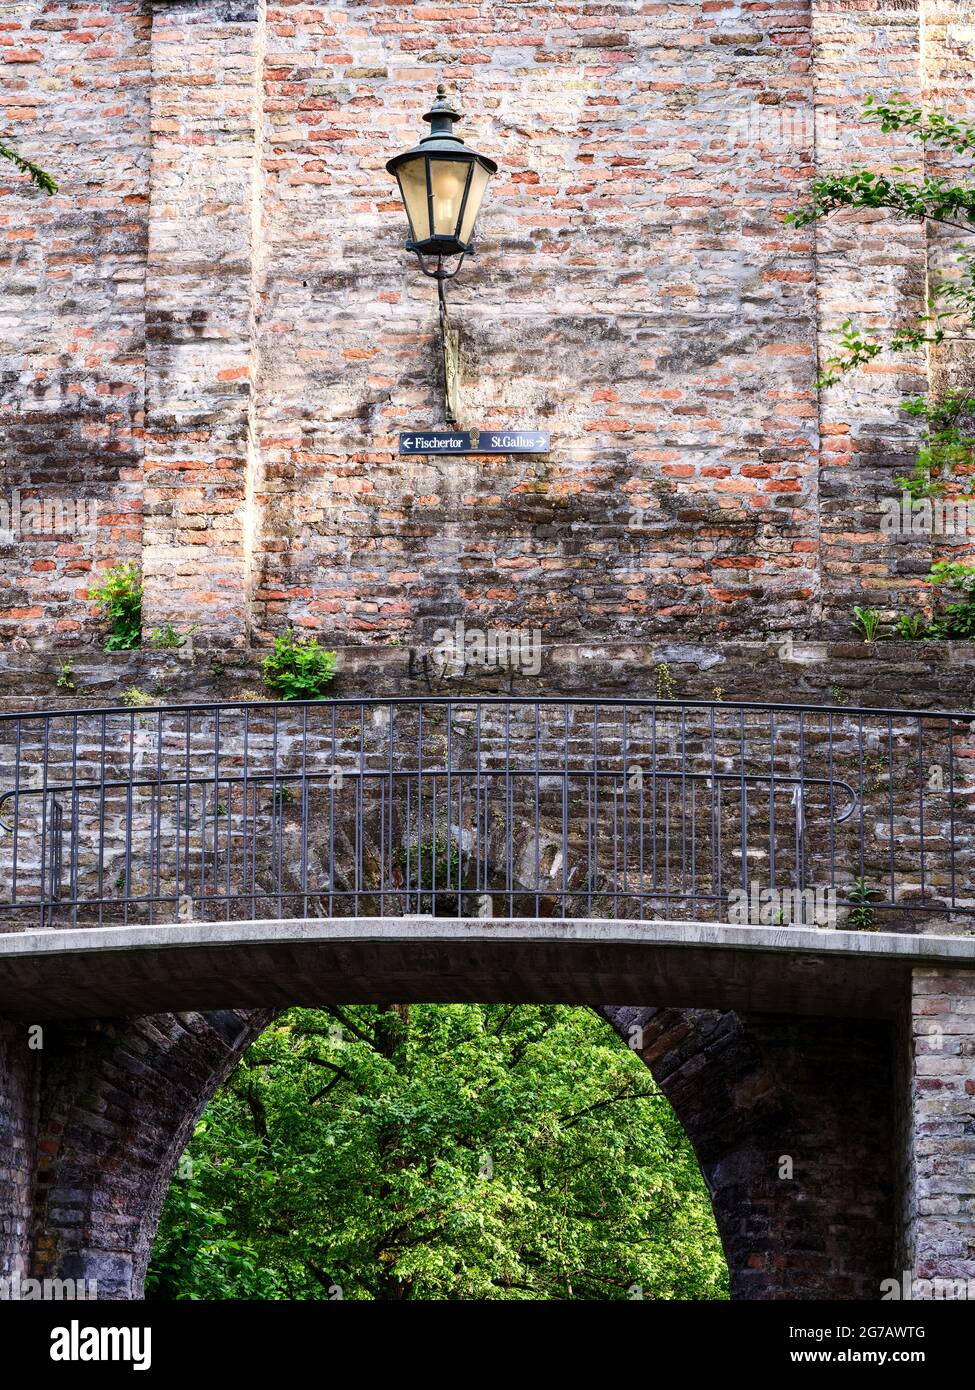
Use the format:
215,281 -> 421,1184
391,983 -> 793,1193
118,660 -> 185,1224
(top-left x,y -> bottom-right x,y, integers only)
399,431 -> 471,454
399,429 -> 549,455
475,430 -> 549,454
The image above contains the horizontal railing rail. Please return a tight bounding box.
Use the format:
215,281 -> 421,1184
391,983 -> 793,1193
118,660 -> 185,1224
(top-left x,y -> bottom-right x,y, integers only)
0,696 -> 970,931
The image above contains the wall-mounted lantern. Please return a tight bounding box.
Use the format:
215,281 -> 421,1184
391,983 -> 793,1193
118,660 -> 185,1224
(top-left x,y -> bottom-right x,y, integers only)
387,84 -> 497,426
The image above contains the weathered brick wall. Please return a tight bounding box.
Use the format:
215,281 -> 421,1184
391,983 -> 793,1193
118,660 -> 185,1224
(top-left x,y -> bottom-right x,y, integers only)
0,1022 -> 37,1286
902,967 -> 975,1295
1,0 -> 972,655
21,1008 -> 274,1298
603,1005 -> 896,1299
0,0 -> 149,644
1,0 -> 974,1308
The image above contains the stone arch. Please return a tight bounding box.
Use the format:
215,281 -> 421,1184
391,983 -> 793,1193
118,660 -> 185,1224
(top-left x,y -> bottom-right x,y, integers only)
601,1006 -> 897,1300
18,1008 -> 275,1299
3,994 -> 900,1300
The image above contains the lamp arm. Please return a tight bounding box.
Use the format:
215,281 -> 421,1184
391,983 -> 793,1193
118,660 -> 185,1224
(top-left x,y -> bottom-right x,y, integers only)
438,275 -> 461,428
406,254 -> 465,426
411,250 -> 468,281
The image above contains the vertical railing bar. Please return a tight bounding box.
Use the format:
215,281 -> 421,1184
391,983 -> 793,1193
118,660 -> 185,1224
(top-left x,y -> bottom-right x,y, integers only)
356,702 -> 365,916
213,706 -> 222,917
534,702 -> 541,917
38,716 -> 50,929
154,711 -> 165,922
589,704 -> 597,918
415,704 -> 423,914
505,701 -> 513,917
9,718 -> 21,907
243,708 -> 255,922
679,704 -> 687,905
887,715 -> 895,905
857,713 -> 866,887
122,713 -> 135,927
474,704 -> 483,904
948,716 -> 956,907
300,704 -> 310,917
650,705 -> 657,894
384,703 -> 395,918
827,710 -> 836,891
183,710 -> 193,916
561,704 -> 569,918
67,714 -> 80,928
621,705 -> 629,916
917,717 -> 926,902
797,710 -> 806,902
709,705 -> 718,919
664,776 -> 670,899
684,706 -> 692,911
738,708 -> 748,897
328,703 -> 336,918
768,709 -> 776,900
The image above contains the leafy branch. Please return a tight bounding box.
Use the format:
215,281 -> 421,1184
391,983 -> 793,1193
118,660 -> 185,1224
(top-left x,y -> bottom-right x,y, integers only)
0,138 -> 57,195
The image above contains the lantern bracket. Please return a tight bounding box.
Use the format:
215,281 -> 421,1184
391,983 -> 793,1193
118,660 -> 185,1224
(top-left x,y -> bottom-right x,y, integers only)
410,253 -> 465,426
438,274 -> 461,428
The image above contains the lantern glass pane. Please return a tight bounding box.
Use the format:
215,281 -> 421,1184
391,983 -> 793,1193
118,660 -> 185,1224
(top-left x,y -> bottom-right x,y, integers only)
396,157 -> 430,242
429,159 -> 473,239
459,164 -> 491,246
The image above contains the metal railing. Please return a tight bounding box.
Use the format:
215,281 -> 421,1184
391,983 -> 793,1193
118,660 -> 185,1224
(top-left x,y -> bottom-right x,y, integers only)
0,696 -> 972,932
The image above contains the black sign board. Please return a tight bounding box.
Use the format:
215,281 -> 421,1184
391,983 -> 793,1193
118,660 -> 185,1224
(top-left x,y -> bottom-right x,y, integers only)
399,432 -> 471,454
399,430 -> 549,455
475,430 -> 549,454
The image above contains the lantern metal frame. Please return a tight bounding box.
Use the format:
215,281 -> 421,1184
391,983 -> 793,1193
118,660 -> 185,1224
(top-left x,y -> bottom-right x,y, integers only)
386,84 -> 498,425
385,84 -> 497,274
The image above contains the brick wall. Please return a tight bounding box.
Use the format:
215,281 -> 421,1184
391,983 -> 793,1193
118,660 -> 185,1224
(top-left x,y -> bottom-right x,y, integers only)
0,0 -> 972,657
0,0 -> 149,645
903,967 -> 975,1295
0,1023 -> 37,1286
603,1005 -> 896,1299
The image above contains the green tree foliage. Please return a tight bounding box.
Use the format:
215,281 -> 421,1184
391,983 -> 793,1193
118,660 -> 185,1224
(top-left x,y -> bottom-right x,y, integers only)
788,96 -> 975,445
790,95 -> 975,635
148,1005 -> 727,1301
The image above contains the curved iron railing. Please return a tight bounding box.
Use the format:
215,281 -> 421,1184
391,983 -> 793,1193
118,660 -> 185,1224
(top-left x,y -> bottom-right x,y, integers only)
0,695 -> 972,931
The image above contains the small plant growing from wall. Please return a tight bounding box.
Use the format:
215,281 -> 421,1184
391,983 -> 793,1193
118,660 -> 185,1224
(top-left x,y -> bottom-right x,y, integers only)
894,613 -> 925,639
121,686 -> 152,709
262,629 -> 338,701
655,662 -> 677,699
891,563 -> 975,639
55,661 -> 76,694
396,824 -> 461,914
852,606 -> 883,643
0,139 -> 58,194
924,561 -> 975,638
847,878 -> 881,931
88,563 -> 142,651
148,623 -> 194,650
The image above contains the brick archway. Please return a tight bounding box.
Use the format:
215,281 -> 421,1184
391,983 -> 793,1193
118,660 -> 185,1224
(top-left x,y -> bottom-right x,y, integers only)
3,997 -> 905,1301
